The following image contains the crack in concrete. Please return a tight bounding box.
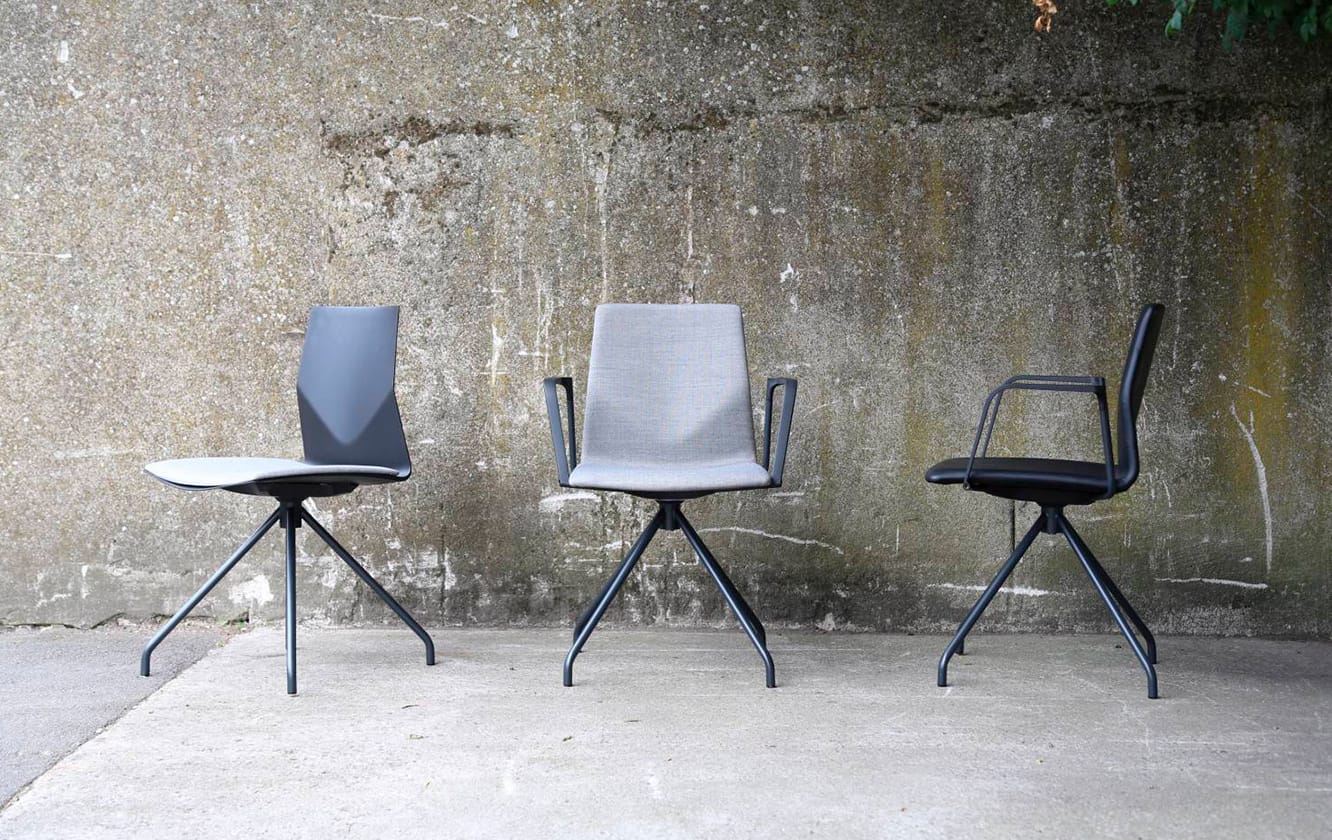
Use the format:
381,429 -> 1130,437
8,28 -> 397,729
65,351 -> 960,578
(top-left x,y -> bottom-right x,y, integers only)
592,92 -> 1318,138
321,115 -> 522,158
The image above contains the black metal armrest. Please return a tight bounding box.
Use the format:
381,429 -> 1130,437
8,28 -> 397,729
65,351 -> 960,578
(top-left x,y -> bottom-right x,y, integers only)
543,376 -> 577,487
965,374 -> 1114,498
762,377 -> 798,487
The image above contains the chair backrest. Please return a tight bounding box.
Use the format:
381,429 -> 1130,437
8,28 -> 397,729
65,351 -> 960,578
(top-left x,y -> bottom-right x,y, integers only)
1114,303 -> 1164,492
581,304 -> 756,467
297,306 -> 411,477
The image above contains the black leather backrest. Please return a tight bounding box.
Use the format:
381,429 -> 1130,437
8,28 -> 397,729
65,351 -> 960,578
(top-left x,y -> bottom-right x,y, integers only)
297,306 -> 411,477
1115,303 -> 1164,492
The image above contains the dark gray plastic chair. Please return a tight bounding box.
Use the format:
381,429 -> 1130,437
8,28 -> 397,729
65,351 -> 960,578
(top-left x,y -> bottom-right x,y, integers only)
141,306 -> 434,694
926,303 -> 1164,697
545,304 -> 797,688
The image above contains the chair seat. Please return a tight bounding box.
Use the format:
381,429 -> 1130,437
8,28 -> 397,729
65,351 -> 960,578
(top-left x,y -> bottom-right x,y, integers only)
569,460 -> 773,495
925,457 -> 1113,502
145,457 -> 405,492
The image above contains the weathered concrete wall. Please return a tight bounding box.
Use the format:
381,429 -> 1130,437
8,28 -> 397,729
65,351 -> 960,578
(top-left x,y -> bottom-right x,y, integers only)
1,1 -> 1328,636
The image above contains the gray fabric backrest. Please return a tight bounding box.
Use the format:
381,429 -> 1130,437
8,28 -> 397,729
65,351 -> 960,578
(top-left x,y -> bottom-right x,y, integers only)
297,306 -> 411,476
581,304 -> 757,467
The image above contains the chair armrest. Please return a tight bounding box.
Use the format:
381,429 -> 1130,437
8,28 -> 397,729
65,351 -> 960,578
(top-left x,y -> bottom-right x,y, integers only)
965,375 -> 1114,498
543,377 -> 578,487
762,377 -> 798,487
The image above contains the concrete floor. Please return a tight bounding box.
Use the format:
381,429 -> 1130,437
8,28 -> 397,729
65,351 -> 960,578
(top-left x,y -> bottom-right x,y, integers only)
0,627 -> 1328,839
0,625 -> 224,805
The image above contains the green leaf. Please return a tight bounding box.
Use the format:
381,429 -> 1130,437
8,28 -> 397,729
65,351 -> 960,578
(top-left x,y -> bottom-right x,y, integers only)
1223,4 -> 1250,49
1105,0 -> 1329,46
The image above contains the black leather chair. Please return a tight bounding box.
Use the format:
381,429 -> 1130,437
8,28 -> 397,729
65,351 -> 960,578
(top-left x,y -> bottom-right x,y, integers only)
926,304 -> 1164,698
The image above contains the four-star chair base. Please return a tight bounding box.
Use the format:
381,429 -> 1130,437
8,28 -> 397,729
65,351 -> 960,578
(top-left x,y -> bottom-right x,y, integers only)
564,500 -> 776,689
140,499 -> 436,695
937,506 -> 1159,699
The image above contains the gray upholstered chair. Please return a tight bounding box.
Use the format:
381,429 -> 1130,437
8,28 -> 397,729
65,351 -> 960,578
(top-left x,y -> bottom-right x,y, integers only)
140,306 -> 434,694
545,303 -> 796,687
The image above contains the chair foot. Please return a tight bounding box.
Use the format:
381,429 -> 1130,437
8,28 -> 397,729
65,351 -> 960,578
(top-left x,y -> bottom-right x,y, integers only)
140,508 -> 283,678
563,510 -> 664,687
937,514 -> 1046,689
675,508 -> 778,688
300,508 -> 436,667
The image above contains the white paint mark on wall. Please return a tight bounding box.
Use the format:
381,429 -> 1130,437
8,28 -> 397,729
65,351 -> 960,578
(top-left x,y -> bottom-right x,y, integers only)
1155,577 -> 1269,590
488,324 -> 505,385
684,184 -> 694,261
366,12 -> 449,28
928,582 -> 1059,597
593,132 -> 613,301
1230,404 -> 1273,575
319,563 -> 339,589
779,263 -> 800,311
0,249 -> 72,260
698,526 -> 844,555
539,491 -> 598,512
229,574 -> 274,606
442,549 -> 457,591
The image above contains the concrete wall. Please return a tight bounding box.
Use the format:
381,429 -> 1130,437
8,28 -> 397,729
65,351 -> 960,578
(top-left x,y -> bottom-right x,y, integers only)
2,1 -> 1328,636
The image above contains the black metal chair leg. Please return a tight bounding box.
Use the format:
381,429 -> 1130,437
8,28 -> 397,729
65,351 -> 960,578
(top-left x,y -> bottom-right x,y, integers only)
1057,514 -> 1159,699
1060,519 -> 1158,665
300,508 -> 436,667
938,515 -> 1045,688
575,552 -> 634,640
564,510 -> 664,687
675,512 -> 777,688
140,508 -> 283,677
282,505 -> 299,695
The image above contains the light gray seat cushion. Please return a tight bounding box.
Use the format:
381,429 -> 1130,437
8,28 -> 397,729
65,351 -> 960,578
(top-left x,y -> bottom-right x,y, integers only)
145,457 -> 404,491
570,303 -> 770,494
569,460 -> 771,494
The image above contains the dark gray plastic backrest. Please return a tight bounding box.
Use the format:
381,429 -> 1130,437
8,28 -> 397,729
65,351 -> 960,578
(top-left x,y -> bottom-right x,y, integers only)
297,306 -> 411,476
1114,303 -> 1164,492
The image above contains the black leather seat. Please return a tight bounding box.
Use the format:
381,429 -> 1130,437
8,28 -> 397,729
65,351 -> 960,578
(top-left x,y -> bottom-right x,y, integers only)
926,457 -> 1117,505
926,304 -> 1165,698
